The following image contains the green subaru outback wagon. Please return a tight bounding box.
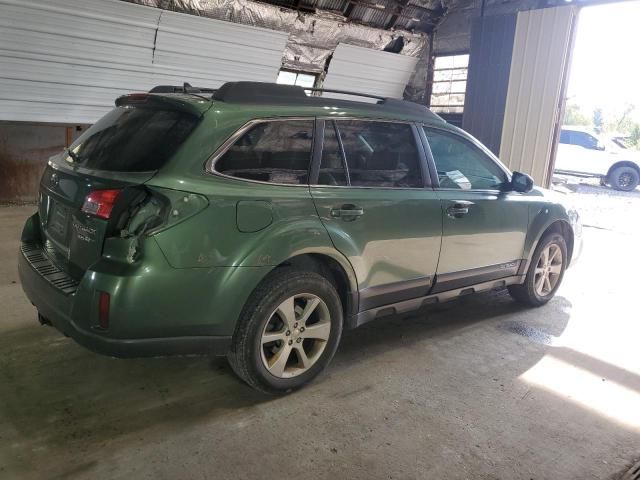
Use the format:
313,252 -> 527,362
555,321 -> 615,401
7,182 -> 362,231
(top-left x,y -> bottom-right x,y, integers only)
19,82 -> 582,393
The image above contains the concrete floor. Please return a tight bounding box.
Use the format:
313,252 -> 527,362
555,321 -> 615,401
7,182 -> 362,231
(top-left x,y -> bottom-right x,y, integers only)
1,184 -> 639,479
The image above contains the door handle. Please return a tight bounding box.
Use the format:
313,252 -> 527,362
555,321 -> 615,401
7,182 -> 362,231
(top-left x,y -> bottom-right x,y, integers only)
447,200 -> 475,219
330,204 -> 364,220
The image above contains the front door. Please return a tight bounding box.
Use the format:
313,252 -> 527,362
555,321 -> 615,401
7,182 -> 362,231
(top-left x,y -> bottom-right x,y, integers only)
557,129 -> 608,175
421,127 -> 530,292
310,119 -> 442,311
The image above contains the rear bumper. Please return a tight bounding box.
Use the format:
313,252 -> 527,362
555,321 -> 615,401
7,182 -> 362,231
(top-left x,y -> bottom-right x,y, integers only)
19,250 -> 232,358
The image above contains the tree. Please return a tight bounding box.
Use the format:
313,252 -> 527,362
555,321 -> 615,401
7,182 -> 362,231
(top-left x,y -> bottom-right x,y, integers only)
563,103 -> 590,126
593,108 -> 604,133
615,104 -> 635,131
630,124 -> 640,149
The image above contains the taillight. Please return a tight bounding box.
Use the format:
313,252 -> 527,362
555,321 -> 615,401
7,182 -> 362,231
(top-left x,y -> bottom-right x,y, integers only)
81,189 -> 122,219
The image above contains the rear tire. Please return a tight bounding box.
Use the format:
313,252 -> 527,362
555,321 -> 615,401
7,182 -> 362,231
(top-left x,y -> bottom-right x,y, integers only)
508,233 -> 567,307
610,166 -> 639,191
227,268 -> 343,395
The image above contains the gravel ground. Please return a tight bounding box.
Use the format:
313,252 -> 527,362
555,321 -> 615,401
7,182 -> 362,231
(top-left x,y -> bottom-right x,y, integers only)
553,175 -> 640,234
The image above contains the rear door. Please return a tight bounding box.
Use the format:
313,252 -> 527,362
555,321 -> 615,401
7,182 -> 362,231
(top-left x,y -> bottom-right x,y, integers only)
421,126 -> 530,292
38,100 -> 201,277
556,129 -> 604,175
310,119 -> 442,311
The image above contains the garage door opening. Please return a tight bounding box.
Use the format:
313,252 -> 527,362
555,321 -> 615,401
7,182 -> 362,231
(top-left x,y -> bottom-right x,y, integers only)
553,1 -> 640,196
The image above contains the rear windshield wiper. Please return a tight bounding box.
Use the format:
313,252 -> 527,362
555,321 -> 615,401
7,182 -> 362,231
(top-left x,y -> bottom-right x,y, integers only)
65,148 -> 80,163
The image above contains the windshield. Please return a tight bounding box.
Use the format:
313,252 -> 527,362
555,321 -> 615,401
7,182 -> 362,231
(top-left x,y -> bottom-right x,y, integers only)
63,106 -> 200,172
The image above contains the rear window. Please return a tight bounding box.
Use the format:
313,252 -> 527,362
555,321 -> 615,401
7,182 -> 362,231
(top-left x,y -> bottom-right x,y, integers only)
63,106 -> 199,172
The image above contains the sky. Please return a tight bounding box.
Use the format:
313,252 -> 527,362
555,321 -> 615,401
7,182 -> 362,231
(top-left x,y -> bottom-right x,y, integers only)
568,1 -> 640,122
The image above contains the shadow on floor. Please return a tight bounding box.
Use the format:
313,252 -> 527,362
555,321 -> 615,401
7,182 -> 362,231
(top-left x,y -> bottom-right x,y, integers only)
1,289 -> 563,449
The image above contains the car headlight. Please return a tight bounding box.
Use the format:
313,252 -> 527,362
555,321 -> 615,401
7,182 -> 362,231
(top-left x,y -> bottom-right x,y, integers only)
568,208 -> 582,237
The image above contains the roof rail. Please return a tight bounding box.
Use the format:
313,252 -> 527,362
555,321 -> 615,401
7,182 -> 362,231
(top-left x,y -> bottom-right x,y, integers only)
212,82 -> 388,104
148,81 -> 439,119
307,87 -> 385,101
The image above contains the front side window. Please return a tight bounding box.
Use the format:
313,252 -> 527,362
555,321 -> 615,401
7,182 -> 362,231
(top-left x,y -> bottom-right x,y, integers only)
329,120 -> 423,188
572,131 -> 599,150
216,120 -> 313,184
424,128 -> 507,190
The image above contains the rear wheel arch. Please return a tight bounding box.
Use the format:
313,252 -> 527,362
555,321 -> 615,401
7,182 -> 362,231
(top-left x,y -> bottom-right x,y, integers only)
606,161 -> 640,179
606,162 -> 640,191
275,253 -> 358,321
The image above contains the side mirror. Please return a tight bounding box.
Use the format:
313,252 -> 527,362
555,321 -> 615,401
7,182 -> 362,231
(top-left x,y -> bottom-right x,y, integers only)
511,171 -> 534,193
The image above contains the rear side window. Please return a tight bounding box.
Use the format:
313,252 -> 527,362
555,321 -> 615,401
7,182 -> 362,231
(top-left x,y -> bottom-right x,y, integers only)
571,131 -> 599,150
559,130 -> 570,144
216,120 -> 313,184
331,120 -> 423,188
318,121 -> 348,186
64,106 -> 199,172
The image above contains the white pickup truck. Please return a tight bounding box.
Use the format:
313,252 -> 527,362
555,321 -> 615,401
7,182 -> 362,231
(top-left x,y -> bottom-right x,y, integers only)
554,126 -> 640,191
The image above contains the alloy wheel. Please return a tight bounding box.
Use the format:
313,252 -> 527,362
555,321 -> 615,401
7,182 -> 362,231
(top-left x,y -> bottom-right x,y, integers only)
619,172 -> 633,189
534,243 -> 563,297
260,293 -> 331,378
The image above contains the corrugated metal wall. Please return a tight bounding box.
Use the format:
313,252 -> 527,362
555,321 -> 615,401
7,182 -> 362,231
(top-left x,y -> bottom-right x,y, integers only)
499,6 -> 577,186
0,0 -> 288,124
462,14 -> 517,156
153,10 -> 289,88
0,123 -> 87,203
323,44 -> 419,100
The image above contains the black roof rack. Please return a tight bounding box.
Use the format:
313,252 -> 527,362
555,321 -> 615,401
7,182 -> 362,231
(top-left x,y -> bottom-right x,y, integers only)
149,82 -> 216,94
147,81 -> 441,120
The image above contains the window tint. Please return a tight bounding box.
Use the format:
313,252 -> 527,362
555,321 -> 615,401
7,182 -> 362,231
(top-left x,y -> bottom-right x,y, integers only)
572,131 -> 599,150
318,121 -> 347,186
64,106 -> 199,172
335,120 -> 422,188
559,129 -> 570,144
216,120 -> 313,184
424,128 -> 507,190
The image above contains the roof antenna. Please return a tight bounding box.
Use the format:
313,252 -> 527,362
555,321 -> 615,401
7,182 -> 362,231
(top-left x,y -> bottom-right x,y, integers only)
183,82 -> 193,93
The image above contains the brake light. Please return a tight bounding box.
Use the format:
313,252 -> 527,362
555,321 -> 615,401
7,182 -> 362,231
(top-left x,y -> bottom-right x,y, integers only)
126,93 -> 149,102
81,189 -> 122,219
98,291 -> 110,330
115,93 -> 149,106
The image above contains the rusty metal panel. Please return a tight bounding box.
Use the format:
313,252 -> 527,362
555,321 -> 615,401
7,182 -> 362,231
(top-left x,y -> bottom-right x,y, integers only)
0,123 -> 85,203
0,124 -> 60,203
462,13 -> 517,156
499,6 -> 577,187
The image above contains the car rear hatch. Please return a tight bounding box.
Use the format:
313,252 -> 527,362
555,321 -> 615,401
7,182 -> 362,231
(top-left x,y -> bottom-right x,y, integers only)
37,93 -> 208,279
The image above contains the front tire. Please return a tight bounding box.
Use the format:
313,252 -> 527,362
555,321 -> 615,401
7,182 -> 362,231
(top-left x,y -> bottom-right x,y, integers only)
227,268 -> 343,394
610,166 -> 639,191
508,233 -> 567,307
